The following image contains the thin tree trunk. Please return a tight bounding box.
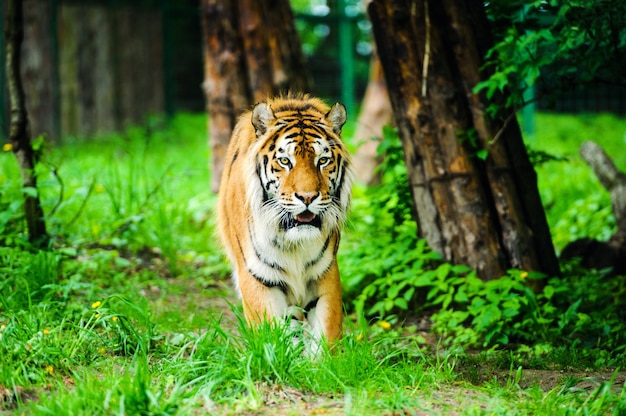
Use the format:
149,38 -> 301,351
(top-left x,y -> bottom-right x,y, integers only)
352,52 -> 392,185
368,0 -> 559,280
262,0 -> 310,93
201,0 -> 250,193
201,0 -> 310,192
5,0 -> 49,247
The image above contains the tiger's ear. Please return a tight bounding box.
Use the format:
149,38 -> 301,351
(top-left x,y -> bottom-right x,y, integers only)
325,103 -> 347,135
251,102 -> 275,138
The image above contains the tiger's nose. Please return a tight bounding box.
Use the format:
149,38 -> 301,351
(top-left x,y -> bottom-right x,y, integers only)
295,191 -> 319,206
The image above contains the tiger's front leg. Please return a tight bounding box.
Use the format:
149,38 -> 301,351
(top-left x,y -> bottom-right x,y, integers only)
236,268 -> 290,324
306,261 -> 343,346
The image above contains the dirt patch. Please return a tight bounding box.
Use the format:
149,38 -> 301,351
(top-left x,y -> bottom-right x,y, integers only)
515,368 -> 624,392
193,383 -> 344,416
0,386 -> 38,411
147,274 -> 240,333
458,364 -> 625,393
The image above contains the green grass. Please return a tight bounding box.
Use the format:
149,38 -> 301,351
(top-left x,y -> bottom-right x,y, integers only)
1,112 -> 625,414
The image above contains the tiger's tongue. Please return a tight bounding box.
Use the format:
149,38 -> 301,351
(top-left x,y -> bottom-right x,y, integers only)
296,211 -> 316,223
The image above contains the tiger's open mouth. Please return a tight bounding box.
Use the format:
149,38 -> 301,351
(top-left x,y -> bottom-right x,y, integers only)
281,210 -> 322,230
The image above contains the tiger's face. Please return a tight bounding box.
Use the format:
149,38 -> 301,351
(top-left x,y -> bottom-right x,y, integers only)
247,101 -> 352,243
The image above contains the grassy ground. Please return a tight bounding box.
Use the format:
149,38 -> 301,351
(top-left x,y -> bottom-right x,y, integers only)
1,112 -> 625,414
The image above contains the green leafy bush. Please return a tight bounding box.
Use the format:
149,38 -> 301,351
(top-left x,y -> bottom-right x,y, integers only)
477,1 -> 626,112
343,124 -> 626,357
0,175 -> 26,246
341,126 -> 440,320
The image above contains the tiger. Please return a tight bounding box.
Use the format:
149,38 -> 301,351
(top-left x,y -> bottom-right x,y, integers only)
216,94 -> 353,352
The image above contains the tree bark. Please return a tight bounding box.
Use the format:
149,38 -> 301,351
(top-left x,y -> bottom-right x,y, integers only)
352,52 -> 392,185
201,0 -> 250,193
200,0 -> 310,192
368,0 -> 559,280
444,0 -> 559,277
5,0 -> 49,247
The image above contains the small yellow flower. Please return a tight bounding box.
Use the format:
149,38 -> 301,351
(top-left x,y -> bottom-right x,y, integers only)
95,314 -> 101,319
378,321 -> 391,330
99,347 -> 106,355
520,271 -> 529,279
3,143 -> 12,152
45,365 -> 54,375
111,316 -> 118,322
0,324 -> 6,330
43,328 -> 51,335
91,301 -> 102,309
356,333 -> 364,341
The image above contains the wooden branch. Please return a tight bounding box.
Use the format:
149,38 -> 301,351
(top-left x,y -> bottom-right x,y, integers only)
580,140 -> 626,245
47,164 -> 64,217
66,178 -> 96,228
579,141 -> 626,192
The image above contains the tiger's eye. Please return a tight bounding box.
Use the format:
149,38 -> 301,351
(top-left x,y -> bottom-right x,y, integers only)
278,157 -> 291,166
318,157 -> 330,166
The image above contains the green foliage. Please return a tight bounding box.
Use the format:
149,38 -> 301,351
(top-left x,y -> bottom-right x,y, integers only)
477,1 -> 626,111
342,120 -> 626,362
1,113 -> 226,279
341,126 -> 440,320
0,263 -> 161,387
0,250 -> 62,310
428,267 -> 626,356
0,175 -> 26,246
526,145 -> 568,166
551,193 -> 615,250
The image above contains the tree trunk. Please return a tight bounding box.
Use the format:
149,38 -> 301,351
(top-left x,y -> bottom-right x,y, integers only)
352,52 -> 392,185
5,0 -> 49,247
368,0 -> 559,280
200,0 -> 310,192
201,0 -> 250,194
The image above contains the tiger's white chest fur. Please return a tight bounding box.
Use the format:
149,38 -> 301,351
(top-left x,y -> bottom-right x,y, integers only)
240,217 -> 335,308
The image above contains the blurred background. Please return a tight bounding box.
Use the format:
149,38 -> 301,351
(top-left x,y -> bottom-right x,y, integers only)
0,0 -> 373,141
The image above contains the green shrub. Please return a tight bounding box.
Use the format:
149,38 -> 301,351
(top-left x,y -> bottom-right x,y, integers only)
342,123 -> 626,357
341,126 -> 439,320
